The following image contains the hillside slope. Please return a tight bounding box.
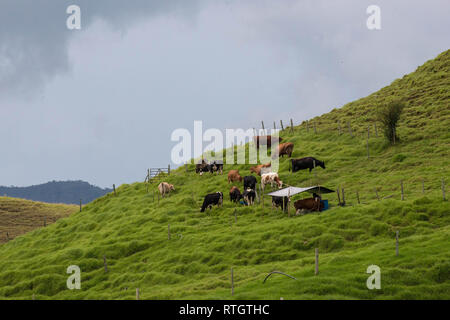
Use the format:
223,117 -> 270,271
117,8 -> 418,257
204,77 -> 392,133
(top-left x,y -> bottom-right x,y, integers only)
0,197 -> 77,244
0,50 -> 448,300
0,181 -> 113,205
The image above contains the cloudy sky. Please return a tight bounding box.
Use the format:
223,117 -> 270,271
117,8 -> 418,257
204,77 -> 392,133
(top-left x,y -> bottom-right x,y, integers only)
0,0 -> 448,188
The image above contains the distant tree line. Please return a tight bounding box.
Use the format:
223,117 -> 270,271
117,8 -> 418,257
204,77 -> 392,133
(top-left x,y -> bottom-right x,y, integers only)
0,180 -> 112,205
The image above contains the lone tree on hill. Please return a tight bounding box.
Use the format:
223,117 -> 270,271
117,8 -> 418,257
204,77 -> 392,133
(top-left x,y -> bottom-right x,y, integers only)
378,101 -> 404,144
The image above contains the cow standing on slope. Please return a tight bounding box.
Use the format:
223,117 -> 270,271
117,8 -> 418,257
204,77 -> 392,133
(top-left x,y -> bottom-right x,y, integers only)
200,192 -> 223,212
158,182 -> 175,198
261,173 -> 283,191
290,157 -> 325,173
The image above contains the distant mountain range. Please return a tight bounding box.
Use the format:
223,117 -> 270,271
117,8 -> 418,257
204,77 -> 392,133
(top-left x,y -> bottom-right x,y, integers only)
0,180 -> 112,205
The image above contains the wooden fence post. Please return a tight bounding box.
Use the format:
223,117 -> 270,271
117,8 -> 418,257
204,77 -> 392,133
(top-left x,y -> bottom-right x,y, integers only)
231,267 -> 234,296
6,232 -> 9,241
356,191 -> 360,204
103,255 -> 108,272
341,187 -> 345,206
287,189 -> 291,218
315,248 -> 319,275
261,121 -> 265,131
401,180 -> 404,201
136,288 -> 140,300
336,188 -> 341,206
367,126 -> 370,159
113,184 -> 116,196
79,199 -> 82,212
313,121 -> 317,134
442,178 -> 446,201
290,118 -> 294,134
280,120 -> 284,131
168,164 -> 171,176
306,120 -> 309,133
395,231 -> 399,256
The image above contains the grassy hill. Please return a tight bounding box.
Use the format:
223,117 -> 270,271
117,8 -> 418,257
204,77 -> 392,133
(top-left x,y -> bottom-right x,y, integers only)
0,197 -> 77,244
0,50 -> 448,300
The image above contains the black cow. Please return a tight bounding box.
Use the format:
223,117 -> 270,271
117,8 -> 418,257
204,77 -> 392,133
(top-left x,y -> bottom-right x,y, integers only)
272,196 -> 288,211
211,161 -> 223,174
243,176 -> 257,190
290,157 -> 325,173
229,186 -> 242,203
243,188 -> 256,206
200,192 -> 223,212
196,160 -> 213,175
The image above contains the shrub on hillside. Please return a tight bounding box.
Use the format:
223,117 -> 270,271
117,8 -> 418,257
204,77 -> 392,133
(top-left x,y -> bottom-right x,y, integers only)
378,101 -> 405,144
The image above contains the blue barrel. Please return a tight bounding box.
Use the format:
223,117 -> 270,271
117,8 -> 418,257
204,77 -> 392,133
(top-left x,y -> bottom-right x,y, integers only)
321,200 -> 329,211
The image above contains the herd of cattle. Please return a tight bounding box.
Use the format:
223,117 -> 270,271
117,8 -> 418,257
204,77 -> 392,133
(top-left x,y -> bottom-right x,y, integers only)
157,136 -> 327,215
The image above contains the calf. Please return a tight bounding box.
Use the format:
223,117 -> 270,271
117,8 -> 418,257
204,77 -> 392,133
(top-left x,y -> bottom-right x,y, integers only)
294,198 -> 323,214
227,170 -> 242,183
200,192 -> 223,212
261,172 -> 283,191
243,188 -> 256,206
243,176 -> 257,190
290,157 -> 325,173
272,196 -> 288,211
229,186 -> 242,203
157,182 -> 175,198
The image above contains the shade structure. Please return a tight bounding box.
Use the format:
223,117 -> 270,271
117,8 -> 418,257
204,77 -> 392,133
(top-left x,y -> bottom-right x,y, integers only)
266,186 -> 334,197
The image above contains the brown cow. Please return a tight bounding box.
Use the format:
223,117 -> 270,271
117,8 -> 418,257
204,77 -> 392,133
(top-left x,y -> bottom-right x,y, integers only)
249,162 -> 271,176
227,170 -> 242,183
158,182 -> 175,198
253,135 -> 283,149
273,142 -> 294,158
294,198 -> 323,214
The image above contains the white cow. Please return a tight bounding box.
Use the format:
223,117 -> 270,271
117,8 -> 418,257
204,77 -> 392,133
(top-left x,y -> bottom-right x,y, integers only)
261,173 -> 283,191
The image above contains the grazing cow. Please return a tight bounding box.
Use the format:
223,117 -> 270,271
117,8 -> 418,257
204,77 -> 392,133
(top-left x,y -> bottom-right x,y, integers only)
253,135 -> 283,149
243,176 -> 257,191
294,198 -> 323,214
229,186 -> 242,203
196,159 -> 213,175
261,173 -> 283,191
290,157 -> 325,173
200,192 -> 223,212
273,142 -> 294,158
228,170 -> 243,183
158,182 -> 175,198
249,162 -> 271,176
243,188 -> 256,206
211,161 -> 223,174
272,196 -> 288,211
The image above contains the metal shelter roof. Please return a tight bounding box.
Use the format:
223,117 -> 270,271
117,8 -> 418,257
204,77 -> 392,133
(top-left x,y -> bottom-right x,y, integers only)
266,186 -> 334,197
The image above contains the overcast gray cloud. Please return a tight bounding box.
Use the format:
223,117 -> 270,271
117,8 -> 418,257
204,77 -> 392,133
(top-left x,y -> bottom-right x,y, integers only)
0,0 -> 448,188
